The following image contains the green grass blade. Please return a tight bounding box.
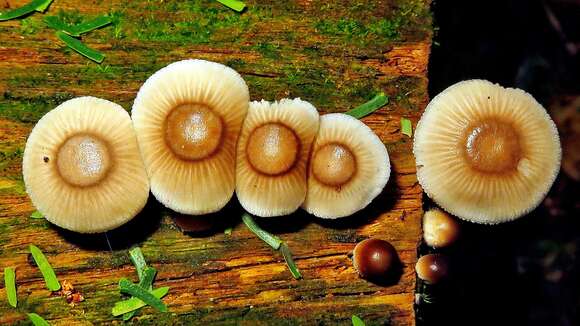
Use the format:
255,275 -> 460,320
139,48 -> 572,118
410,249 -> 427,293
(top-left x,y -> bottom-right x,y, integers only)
55,31 -> 104,63
70,15 -> 111,36
112,287 -> 169,316
34,0 -> 54,12
216,0 -> 246,12
29,245 -> 60,291
128,247 -> 147,281
280,243 -> 302,279
0,0 -> 45,21
118,279 -> 167,312
43,16 -> 76,34
30,210 -> 44,219
27,313 -> 50,326
122,267 -> 156,320
242,213 -> 282,250
4,267 -> 17,308
139,267 -> 156,290
352,315 -> 366,326
400,117 -> 413,137
345,93 -> 389,119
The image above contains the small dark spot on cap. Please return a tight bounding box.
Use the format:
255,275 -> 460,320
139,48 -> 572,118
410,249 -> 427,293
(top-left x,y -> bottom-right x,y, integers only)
487,96 -> 491,100
43,156 -> 49,163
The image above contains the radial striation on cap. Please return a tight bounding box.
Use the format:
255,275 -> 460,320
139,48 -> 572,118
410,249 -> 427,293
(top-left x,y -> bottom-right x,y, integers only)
303,113 -> 390,219
236,98 -> 320,217
23,97 -> 150,233
413,79 -> 562,224
132,59 -> 250,215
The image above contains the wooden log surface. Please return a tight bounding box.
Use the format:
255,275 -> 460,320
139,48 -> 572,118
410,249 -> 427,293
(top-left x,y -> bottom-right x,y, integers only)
0,0 -> 432,324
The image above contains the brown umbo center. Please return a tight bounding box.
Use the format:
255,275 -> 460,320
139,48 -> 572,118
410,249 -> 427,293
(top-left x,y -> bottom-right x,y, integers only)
246,123 -> 299,176
57,134 -> 112,187
312,143 -> 357,186
165,104 -> 224,161
463,119 -> 522,173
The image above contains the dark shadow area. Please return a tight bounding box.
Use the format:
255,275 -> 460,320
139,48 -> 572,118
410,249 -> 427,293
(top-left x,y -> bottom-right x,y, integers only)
420,1 -> 580,325
170,198 -> 243,237
253,207 -> 312,234
56,195 -> 163,250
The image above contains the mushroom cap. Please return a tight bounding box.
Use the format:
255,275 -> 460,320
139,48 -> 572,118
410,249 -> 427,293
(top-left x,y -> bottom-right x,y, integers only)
414,80 -> 562,224
353,238 -> 398,280
236,98 -> 319,217
415,254 -> 449,284
132,59 -> 249,215
422,208 -> 460,248
303,113 -> 390,219
22,97 -> 150,233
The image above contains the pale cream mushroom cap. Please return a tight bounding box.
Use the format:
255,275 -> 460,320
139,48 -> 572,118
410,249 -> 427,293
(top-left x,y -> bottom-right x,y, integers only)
414,80 -> 561,224
22,97 -> 150,233
236,98 -> 319,217
303,113 -> 390,218
132,59 -> 249,215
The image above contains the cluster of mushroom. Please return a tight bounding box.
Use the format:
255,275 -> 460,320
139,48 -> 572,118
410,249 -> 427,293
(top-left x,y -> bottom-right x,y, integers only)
22,59 -> 391,234
413,80 -> 562,284
350,80 -> 563,284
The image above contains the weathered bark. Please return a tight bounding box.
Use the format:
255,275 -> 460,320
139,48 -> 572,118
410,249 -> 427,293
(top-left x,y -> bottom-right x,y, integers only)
0,0 -> 431,324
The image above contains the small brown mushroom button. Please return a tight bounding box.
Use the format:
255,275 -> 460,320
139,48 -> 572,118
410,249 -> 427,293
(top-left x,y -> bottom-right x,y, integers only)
422,208 -> 460,248
132,59 -> 250,215
303,114 -> 390,219
415,254 -> 449,284
236,99 -> 319,217
22,97 -> 150,233
414,80 -> 562,223
353,239 -> 398,280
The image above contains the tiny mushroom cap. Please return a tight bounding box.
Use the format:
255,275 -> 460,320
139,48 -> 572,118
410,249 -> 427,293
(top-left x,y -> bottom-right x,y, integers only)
132,59 -> 249,215
414,80 -> 562,224
422,208 -> 460,248
415,254 -> 449,284
22,97 -> 150,233
303,113 -> 390,218
353,238 -> 398,280
236,99 -> 319,217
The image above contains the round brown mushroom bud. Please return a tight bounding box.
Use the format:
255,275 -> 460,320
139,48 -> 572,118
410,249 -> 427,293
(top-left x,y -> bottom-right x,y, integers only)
352,239 -> 398,280
422,208 -> 460,248
414,80 -> 561,223
132,59 -> 249,215
415,254 -> 449,284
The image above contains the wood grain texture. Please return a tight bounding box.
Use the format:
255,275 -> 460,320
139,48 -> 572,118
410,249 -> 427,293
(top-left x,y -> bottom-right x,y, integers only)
0,0 -> 431,324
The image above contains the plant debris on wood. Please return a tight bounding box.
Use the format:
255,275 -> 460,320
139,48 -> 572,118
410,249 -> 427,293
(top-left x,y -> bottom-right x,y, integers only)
57,280 -> 84,306
29,245 -> 61,292
112,247 -> 170,319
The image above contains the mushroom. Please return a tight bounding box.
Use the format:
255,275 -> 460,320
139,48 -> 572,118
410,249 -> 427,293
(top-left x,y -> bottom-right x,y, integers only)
235,99 -> 319,217
414,80 -> 561,224
353,238 -> 398,280
415,254 -> 449,284
22,97 -> 150,233
303,113 -> 390,218
132,59 -> 249,214
422,208 -> 460,248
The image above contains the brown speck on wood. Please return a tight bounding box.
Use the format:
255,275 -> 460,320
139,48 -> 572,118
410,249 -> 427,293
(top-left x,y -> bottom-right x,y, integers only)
58,280 -> 85,306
